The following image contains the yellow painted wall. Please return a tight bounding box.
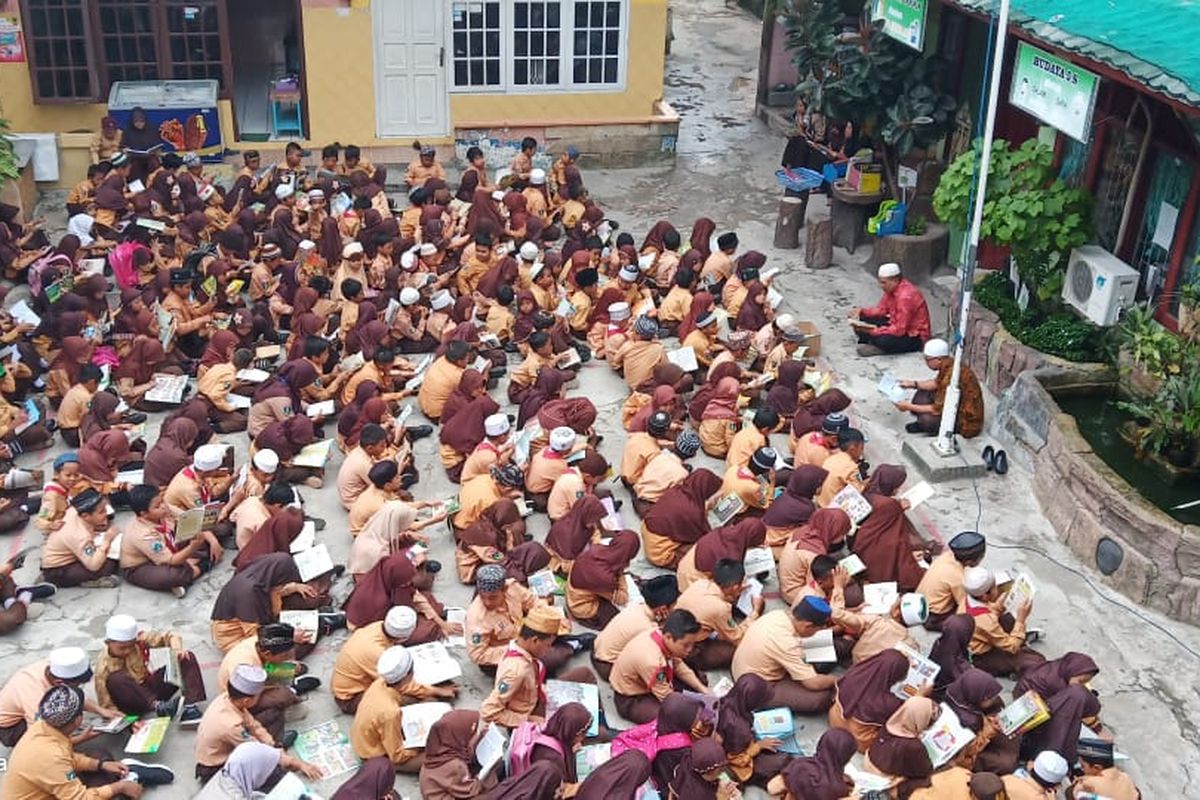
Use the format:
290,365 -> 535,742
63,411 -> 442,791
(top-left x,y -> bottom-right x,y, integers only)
450,0 -> 668,126
1,0 -> 667,184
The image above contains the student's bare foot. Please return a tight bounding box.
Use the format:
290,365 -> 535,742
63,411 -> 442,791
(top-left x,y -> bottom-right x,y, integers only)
303,476 -> 323,489
856,343 -> 885,357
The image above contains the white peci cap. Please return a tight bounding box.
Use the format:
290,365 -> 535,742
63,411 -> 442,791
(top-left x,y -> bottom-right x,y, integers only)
419,242 -> 438,257
519,242 -> 540,262
193,443 -> 225,471
400,251 -> 417,270
923,338 -> 950,359
618,264 -> 640,282
549,426 -> 577,452
49,647 -> 92,681
530,168 -> 547,185
484,413 -> 511,437
963,566 -> 995,597
230,664 -> 268,695
1032,751 -> 1069,784
399,287 -> 421,306
253,449 -> 279,474
274,183 -> 295,201
105,614 -> 138,642
298,239 -> 316,252
383,606 -> 418,640
377,645 -> 414,684
607,302 -> 631,322
877,262 -> 902,278
431,289 -> 453,310
342,242 -> 364,259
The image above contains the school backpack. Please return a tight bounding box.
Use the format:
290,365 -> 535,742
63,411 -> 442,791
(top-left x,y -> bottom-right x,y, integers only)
506,721 -> 564,777
611,719 -> 692,761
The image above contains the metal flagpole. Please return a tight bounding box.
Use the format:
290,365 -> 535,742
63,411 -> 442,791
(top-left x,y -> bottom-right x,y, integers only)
935,0 -> 1012,456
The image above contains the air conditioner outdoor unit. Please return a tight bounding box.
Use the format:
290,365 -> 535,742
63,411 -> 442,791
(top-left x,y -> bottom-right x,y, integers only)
1061,245 -> 1140,327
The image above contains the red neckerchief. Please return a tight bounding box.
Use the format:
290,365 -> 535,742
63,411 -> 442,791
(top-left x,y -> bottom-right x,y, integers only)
649,630 -> 674,688
540,448 -> 564,460
964,596 -> 991,618
159,519 -> 179,554
477,441 -> 499,455
182,466 -> 211,504
44,482 -> 68,497
504,643 -> 547,704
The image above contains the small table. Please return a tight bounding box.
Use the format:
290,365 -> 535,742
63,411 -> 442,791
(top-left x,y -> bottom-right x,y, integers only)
830,182 -> 886,255
269,79 -> 304,139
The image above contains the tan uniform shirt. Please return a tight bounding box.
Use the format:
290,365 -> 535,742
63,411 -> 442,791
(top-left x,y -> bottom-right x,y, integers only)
57,384 -> 93,430
350,677 -> 431,764
454,474 -> 503,530
610,339 -> 665,390
2,720 -> 114,800
1001,774 -> 1056,800
721,464 -> 772,511
620,432 -> 663,485
659,286 -> 692,323
547,469 -> 586,522
793,432 -> 835,467
676,578 -> 748,645
465,580 -> 557,667
461,442 -> 503,484
0,661 -> 52,727
610,627 -> 701,700
525,449 -> 569,494
480,643 -> 542,727
332,622 -> 392,700
817,451 -> 864,507
700,251 -> 733,284
216,636 -> 263,694
726,426 -> 766,471
337,446 -> 376,509
418,357 -> 466,420
909,766 -> 973,800
635,450 -> 688,502
915,551 -> 965,616
118,515 -> 176,569
779,543 -> 819,606
194,692 -> 273,768
163,469 -> 207,516
593,603 -> 656,664
41,509 -> 103,570
962,597 -> 1026,656
348,486 -> 391,535
833,610 -> 918,664
731,609 -> 818,682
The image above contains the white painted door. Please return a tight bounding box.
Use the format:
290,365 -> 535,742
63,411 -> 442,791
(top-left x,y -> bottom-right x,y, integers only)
372,0 -> 449,138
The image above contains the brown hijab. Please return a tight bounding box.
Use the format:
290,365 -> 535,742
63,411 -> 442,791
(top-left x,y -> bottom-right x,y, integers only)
642,469 -> 722,544
574,751 -> 652,800
114,336 -> 168,385
143,417 -> 199,488
545,494 -> 606,561
762,465 -> 827,529
343,551 -> 419,628
692,518 -> 765,573
233,506 -> 305,572
835,649 -> 908,724
790,508 -> 851,554
77,429 -> 131,483
568,530 -> 639,594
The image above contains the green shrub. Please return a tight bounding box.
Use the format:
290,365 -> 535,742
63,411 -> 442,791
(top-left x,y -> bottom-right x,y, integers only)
973,272 -> 1103,362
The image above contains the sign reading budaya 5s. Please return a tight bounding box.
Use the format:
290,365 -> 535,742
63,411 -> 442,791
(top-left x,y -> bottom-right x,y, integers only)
872,0 -> 928,51
1009,42 -> 1099,143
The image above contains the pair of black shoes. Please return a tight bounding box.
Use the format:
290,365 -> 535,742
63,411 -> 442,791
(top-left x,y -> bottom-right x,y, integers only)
981,445 -> 1008,475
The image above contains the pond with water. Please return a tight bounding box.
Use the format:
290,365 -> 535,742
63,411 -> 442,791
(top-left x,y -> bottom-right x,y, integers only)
1057,392 -> 1200,525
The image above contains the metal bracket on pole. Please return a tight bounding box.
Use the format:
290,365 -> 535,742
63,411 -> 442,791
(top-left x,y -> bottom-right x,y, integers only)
935,0 -> 1011,457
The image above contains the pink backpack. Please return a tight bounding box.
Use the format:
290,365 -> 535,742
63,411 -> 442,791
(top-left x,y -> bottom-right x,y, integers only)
611,720 -> 691,760
507,722 -> 564,777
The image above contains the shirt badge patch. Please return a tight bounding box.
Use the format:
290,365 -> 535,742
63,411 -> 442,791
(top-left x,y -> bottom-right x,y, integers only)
655,669 -> 668,683
471,633 -> 482,644
151,542 -> 164,553
498,681 -> 510,693
82,545 -> 96,556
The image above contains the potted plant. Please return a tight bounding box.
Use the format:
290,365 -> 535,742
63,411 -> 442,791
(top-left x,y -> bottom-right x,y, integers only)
1119,368 -> 1200,470
932,139 -> 1091,269
1178,271 -> 1200,341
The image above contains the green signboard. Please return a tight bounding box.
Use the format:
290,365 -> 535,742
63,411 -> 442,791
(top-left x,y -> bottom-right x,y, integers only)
1009,42 -> 1099,143
872,0 -> 928,52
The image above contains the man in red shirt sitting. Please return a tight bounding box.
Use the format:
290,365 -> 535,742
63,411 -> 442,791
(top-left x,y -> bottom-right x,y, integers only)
848,262 -> 931,355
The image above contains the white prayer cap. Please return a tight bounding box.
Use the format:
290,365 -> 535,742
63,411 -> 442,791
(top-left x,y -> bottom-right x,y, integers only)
923,338 -> 950,359
774,313 -> 796,331
307,188 -> 325,200
342,241 -> 364,259
618,264 -> 640,282
899,593 -> 929,626
105,614 -> 138,642
877,262 -> 902,278
253,449 -> 279,474
230,664 -> 268,695
491,189 -> 506,202
197,183 -> 216,201
419,242 -> 438,257
383,606 -> 418,640
530,168 -> 547,185
431,289 -> 453,310
193,443 -> 225,471
399,287 -> 421,306
298,239 -> 317,252
400,251 -> 417,270
484,413 -> 511,437
607,302 -> 631,322
549,426 -> 577,452
274,183 -> 295,201
963,566 -> 995,597
1032,751 -> 1069,785
519,242 -> 540,262
49,647 -> 92,681
377,645 -> 414,684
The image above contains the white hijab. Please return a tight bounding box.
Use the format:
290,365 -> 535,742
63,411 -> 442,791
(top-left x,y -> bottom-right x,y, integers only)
67,213 -> 96,247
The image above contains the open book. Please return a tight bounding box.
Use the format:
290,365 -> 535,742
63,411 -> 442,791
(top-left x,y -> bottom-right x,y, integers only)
401,702 -> 454,748
890,642 -> 941,699
408,641 -> 463,685
1003,572 -> 1037,617
751,706 -> 804,755
144,373 -> 188,404
920,703 -> 976,767
798,628 -> 837,663
292,439 -> 334,468
545,680 -> 600,737
997,691 -> 1050,736
831,484 -> 873,524
862,581 -> 899,615
293,543 -> 334,582
707,492 -> 746,528
666,345 -> 699,372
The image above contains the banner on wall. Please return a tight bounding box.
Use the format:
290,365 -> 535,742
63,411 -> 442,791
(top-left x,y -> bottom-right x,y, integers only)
1009,41 -> 1099,143
0,16 -> 25,63
872,0 -> 928,52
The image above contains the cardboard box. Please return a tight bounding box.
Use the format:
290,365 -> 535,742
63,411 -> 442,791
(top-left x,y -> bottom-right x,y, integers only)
797,320 -> 822,356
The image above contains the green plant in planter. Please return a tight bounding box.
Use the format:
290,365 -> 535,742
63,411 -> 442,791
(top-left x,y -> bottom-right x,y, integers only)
0,107 -> 19,188
933,139 -> 1091,263
1116,306 -> 1191,378
905,215 -> 928,237
1118,368 -> 1200,464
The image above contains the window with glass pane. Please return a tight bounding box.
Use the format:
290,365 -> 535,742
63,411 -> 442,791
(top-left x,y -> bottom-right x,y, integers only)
98,0 -> 159,83
23,0 -> 94,100
513,1 -> 561,86
572,0 -> 621,85
452,1 -> 502,88
164,0 -> 224,86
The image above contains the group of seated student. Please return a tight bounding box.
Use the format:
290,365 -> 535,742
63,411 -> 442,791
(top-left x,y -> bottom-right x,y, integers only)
0,129 -> 1138,800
